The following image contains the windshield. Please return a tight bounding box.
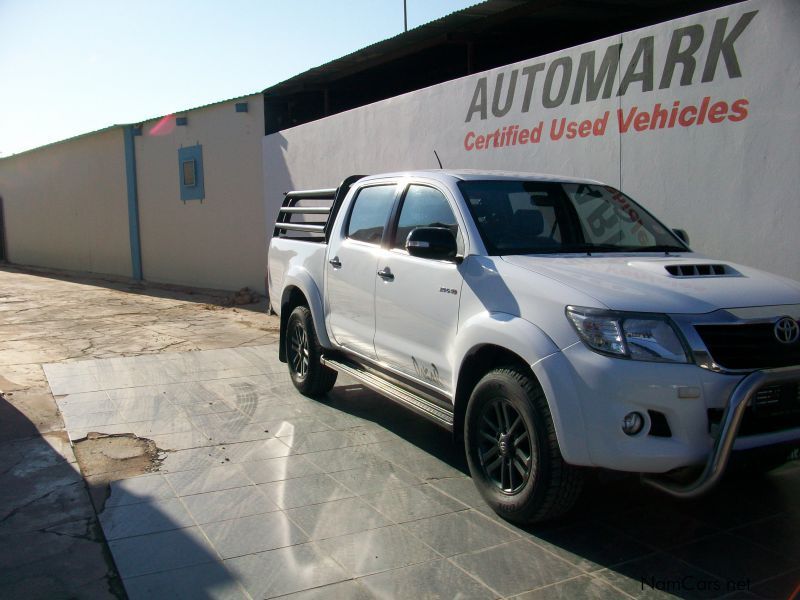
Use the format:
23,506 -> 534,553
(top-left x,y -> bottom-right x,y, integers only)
457,180 -> 687,255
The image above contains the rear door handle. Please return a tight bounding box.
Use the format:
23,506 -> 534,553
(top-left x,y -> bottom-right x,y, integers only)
329,256 -> 342,268
377,267 -> 394,281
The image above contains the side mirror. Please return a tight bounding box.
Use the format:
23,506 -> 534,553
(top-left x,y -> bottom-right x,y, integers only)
672,228 -> 690,246
406,227 -> 457,261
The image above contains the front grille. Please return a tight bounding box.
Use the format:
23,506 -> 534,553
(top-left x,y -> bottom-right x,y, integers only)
708,382 -> 800,436
695,323 -> 800,369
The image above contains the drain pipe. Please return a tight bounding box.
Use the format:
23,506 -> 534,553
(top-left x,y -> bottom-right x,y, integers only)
123,125 -> 143,281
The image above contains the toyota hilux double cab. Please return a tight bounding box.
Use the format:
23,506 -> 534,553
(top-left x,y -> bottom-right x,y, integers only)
267,170 -> 800,523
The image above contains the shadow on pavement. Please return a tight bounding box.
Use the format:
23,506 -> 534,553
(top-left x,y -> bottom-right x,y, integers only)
0,392 -> 125,598
0,392 -> 242,599
98,484 -> 243,599
322,381 -> 800,599
323,382 -> 470,474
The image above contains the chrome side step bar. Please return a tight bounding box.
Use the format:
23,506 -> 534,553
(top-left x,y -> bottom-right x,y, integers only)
321,357 -> 454,430
642,365 -> 800,498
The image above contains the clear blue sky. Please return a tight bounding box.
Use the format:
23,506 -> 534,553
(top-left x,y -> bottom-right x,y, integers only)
0,0 -> 479,156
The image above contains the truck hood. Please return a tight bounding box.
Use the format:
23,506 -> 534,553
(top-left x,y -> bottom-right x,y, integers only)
501,254 -> 800,314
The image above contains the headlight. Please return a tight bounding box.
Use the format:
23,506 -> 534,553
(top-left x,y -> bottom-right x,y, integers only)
566,307 -> 689,363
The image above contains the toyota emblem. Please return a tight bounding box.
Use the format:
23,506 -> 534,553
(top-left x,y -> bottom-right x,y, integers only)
774,317 -> 800,344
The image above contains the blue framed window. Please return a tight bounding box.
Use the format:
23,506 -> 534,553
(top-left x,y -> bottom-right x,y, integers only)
178,144 -> 204,201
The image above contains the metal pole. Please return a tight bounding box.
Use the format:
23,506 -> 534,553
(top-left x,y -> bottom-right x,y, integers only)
403,0 -> 407,31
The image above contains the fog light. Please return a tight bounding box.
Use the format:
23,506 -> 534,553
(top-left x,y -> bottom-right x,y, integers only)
622,412 -> 644,435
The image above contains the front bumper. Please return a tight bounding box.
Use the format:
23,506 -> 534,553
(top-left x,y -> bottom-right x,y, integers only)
642,366 -> 800,498
533,344 -> 800,476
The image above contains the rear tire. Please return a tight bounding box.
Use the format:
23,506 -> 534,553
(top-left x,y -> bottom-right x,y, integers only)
286,305 -> 337,397
464,367 -> 582,524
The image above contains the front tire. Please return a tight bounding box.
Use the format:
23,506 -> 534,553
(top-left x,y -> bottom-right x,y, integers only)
286,305 -> 337,397
464,367 -> 582,524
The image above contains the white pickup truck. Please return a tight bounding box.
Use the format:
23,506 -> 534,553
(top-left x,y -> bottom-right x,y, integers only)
268,170 -> 800,523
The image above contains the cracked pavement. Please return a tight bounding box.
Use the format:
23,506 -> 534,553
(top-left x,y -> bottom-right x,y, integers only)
0,266 -> 278,598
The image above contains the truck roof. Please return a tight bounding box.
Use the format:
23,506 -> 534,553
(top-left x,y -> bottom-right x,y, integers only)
357,169 -> 603,186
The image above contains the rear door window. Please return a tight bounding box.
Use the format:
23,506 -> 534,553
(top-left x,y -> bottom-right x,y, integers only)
346,185 -> 397,244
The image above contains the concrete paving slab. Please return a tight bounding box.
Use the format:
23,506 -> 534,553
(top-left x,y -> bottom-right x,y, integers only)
239,454 -> 322,484
285,496 -> 392,541
201,511 -> 309,559
360,483 -> 468,524
272,580 -> 377,600
299,445 -> 377,473
148,430 -> 217,451
280,429 -> 355,454
451,540 -> 583,597
180,486 -> 278,525
358,559 -> 497,599
259,472 -> 355,509
510,575 -> 631,600
219,438 -> 293,463
402,510 -> 521,558
123,562 -> 247,600
108,525 -> 219,578
316,524 -> 440,578
100,497 -> 196,540
105,473 -> 176,508
224,542 -> 348,599
327,459 -> 422,495
164,464 -> 253,497
160,445 -> 228,473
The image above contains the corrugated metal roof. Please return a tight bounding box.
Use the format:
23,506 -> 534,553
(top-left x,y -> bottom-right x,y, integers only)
262,0 -> 520,95
131,91 -> 262,128
0,124 -> 123,161
0,92 -> 262,161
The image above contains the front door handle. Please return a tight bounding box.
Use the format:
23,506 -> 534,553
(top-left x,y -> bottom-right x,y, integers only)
377,267 -> 394,281
329,256 -> 342,268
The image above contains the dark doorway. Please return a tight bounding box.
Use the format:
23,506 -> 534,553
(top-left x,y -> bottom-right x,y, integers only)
0,196 -> 6,262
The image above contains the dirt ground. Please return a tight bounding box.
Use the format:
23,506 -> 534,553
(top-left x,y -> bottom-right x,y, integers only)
1,265 -> 278,433
0,265 -> 279,598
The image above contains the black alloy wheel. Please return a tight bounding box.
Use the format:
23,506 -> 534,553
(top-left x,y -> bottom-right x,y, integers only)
285,305 -> 337,396
464,367 -> 583,523
288,319 -> 310,381
477,397 -> 534,494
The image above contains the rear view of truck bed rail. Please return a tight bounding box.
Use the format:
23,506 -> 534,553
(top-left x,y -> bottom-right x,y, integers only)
273,175 -> 364,242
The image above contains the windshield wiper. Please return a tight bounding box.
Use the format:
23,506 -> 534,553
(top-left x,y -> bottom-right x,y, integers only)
557,244 -> 628,254
502,243 -> 686,256
620,245 -> 687,253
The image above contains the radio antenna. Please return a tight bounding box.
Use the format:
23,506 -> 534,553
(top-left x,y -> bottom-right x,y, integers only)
433,150 -> 443,169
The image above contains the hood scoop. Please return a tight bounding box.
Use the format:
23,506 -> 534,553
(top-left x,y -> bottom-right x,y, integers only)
665,264 -> 738,277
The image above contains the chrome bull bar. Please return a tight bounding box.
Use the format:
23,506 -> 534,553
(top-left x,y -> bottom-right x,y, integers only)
643,365 -> 800,498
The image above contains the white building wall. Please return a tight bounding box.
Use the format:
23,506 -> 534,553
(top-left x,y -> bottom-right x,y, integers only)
0,128 -> 131,276
263,0 -> 800,282
135,94 -> 267,292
